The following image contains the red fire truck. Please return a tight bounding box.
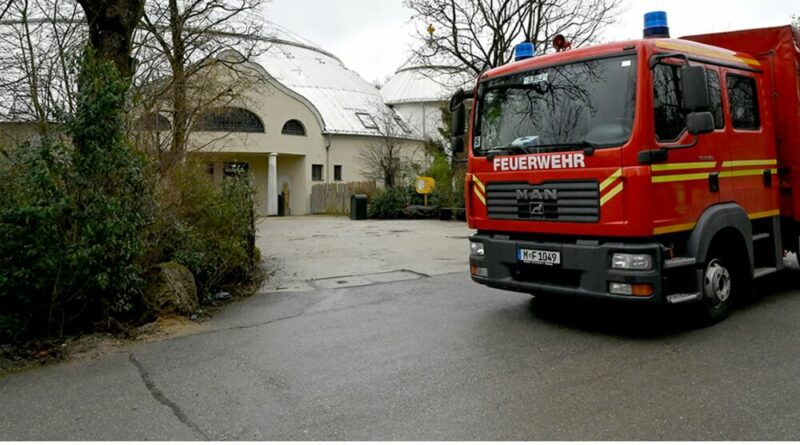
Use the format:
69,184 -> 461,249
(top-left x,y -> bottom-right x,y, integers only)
451,12 -> 800,323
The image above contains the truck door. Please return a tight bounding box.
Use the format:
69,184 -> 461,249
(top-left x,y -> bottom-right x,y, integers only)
651,63 -> 725,231
722,70 -> 777,217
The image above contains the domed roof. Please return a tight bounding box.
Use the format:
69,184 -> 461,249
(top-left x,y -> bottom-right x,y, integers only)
381,49 -> 474,105
252,22 -> 415,138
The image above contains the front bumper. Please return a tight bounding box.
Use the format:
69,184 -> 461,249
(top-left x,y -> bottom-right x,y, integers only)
470,233 -> 669,304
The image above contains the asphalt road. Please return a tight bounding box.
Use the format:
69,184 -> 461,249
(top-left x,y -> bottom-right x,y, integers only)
2,271 -> 800,440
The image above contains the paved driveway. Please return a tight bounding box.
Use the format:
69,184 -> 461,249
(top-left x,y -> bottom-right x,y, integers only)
257,216 -> 472,292
4,216 -> 800,440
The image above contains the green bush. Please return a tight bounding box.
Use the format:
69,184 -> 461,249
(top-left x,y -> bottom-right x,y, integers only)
147,164 -> 258,301
0,52 -> 260,345
368,187 -> 411,219
0,53 -> 154,342
422,139 -> 458,208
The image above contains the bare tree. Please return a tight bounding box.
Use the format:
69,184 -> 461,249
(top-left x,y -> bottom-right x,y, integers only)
76,0 -> 144,80
405,0 -> 625,76
359,106 -> 422,188
134,0 -> 269,161
0,0 -> 85,131
0,0 -> 13,22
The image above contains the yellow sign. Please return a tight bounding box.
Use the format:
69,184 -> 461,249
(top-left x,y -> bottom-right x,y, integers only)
416,177 -> 436,195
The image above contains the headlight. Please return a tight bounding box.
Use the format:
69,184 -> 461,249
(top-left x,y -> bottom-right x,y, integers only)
612,253 -> 653,270
470,241 -> 485,256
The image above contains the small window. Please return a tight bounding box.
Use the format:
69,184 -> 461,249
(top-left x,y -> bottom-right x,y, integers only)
394,116 -> 411,134
653,64 -> 685,141
727,74 -> 760,130
312,164 -> 324,181
206,163 -> 215,177
356,112 -> 379,130
707,70 -> 724,130
282,119 -> 306,136
223,162 -> 249,177
334,165 -> 342,181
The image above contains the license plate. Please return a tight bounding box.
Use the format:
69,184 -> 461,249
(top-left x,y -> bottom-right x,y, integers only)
518,249 -> 561,266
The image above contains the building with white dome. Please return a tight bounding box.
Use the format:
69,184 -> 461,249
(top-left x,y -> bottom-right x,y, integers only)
163,25 -> 425,216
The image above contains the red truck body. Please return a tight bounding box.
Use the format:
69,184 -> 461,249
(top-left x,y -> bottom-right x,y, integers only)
685,26 -> 800,221
464,25 -> 800,322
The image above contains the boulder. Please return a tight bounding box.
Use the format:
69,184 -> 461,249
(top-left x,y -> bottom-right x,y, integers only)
143,262 -> 199,317
402,205 -> 439,219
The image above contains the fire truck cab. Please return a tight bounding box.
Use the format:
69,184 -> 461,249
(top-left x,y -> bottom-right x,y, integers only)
455,13 -> 800,323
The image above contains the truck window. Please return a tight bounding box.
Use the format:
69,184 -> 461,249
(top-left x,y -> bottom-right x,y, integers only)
653,64 -> 685,141
474,55 -> 637,153
727,74 -> 760,130
707,70 -> 724,129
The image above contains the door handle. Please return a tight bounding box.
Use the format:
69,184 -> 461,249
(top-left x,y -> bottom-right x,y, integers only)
763,169 -> 773,188
709,172 -> 720,192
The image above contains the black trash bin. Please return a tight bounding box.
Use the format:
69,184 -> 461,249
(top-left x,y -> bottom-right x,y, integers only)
350,194 -> 368,220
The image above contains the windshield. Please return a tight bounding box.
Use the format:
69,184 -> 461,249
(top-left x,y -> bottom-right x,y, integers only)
475,55 -> 637,155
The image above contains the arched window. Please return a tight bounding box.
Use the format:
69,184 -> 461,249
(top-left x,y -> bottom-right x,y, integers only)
195,107 -> 265,133
134,112 -> 171,132
281,119 -> 306,136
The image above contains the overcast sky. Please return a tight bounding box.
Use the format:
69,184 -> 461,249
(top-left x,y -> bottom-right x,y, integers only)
265,0 -> 798,84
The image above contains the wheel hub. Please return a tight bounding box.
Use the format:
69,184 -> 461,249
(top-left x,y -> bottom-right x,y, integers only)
704,259 -> 731,306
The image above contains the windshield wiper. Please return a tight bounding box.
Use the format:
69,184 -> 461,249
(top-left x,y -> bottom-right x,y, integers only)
483,140 -> 601,160
484,145 -> 533,160
527,140 -> 601,156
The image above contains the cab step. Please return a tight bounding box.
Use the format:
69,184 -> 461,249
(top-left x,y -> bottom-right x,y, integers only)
754,267 -> 778,279
667,293 -> 700,304
753,233 -> 771,242
665,257 -> 696,269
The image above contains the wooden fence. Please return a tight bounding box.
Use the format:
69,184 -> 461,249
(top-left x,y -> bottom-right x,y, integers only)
310,181 -> 377,214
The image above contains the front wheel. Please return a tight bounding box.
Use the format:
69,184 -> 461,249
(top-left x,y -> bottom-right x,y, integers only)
694,255 -> 737,324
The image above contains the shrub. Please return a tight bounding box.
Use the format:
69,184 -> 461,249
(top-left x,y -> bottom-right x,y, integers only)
0,54 -> 154,342
422,139 -> 457,208
368,187 -> 411,219
146,163 -> 258,301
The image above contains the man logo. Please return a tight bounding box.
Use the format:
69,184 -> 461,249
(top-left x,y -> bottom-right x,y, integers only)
530,202 -> 545,217
516,189 -> 558,201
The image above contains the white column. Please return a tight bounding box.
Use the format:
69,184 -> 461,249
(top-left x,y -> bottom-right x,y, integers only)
267,153 -> 278,216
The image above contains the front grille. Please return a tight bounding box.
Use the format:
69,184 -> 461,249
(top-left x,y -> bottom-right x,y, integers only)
486,181 -> 600,223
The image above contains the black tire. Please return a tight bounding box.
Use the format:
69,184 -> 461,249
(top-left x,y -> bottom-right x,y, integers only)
694,247 -> 748,325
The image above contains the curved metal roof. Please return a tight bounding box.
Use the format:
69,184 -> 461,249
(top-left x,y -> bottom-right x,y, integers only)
253,23 -> 417,138
381,65 -> 473,104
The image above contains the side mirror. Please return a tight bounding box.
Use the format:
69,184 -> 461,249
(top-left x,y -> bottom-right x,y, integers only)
449,88 -> 465,112
451,136 -> 465,154
450,88 -> 467,138
681,66 -> 710,111
686,111 -> 714,135
452,106 -> 466,138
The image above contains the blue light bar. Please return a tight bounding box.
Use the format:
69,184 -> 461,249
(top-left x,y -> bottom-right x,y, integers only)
514,42 -> 535,62
643,11 -> 670,38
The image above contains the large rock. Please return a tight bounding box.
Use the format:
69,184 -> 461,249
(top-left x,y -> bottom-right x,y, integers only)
402,205 -> 439,219
143,262 -> 199,317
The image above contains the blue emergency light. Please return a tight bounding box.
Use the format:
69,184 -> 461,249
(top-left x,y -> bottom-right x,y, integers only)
514,42 -> 535,62
643,11 -> 670,39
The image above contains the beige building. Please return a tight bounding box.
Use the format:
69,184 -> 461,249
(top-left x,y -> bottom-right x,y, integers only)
171,27 -> 424,217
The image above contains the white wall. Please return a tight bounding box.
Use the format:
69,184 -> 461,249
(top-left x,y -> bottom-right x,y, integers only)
329,135 -> 426,187
393,101 -> 447,143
